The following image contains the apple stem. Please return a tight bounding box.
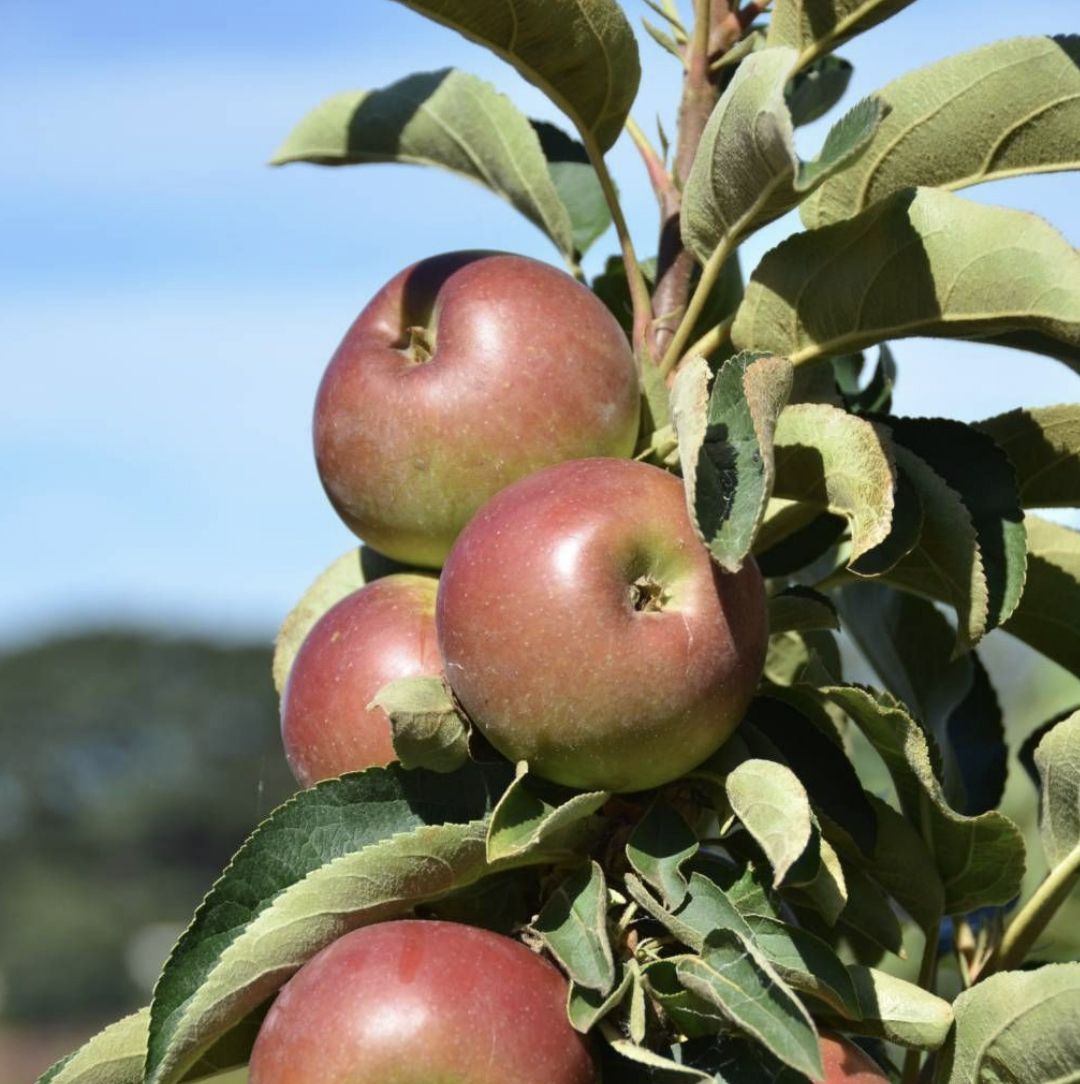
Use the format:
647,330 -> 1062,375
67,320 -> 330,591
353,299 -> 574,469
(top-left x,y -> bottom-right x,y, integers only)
583,133 -> 655,360
658,234 -> 735,379
901,919 -> 941,1084
980,842 -> 1080,977
650,0 -> 736,361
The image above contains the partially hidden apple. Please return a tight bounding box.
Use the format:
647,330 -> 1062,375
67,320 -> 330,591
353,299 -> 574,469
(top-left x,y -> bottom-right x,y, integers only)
314,251 -> 641,568
818,1032 -> 890,1081
247,920 -> 597,1084
280,573 -> 439,786
436,458 -> 767,792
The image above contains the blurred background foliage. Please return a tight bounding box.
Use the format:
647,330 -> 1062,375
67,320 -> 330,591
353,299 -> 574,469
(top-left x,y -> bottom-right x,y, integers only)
0,629 -> 294,1079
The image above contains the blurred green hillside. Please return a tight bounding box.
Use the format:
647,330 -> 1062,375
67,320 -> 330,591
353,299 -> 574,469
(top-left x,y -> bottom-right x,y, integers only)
0,629 -> 295,1032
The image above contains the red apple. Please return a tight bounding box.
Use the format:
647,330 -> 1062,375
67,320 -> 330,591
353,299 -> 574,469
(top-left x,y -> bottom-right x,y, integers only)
819,1032 -> 890,1081
247,920 -> 596,1084
436,458 -> 767,792
314,251 -> 641,568
280,573 -> 439,786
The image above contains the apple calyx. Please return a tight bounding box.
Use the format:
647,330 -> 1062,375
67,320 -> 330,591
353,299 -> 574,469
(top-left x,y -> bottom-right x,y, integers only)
629,574 -> 668,613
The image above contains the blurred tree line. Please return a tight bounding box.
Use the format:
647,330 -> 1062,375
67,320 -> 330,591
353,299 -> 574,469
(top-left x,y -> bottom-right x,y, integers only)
0,629 -> 295,1026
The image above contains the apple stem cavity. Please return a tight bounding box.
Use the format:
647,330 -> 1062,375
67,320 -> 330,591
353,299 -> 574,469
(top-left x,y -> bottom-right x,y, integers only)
402,324 -> 435,364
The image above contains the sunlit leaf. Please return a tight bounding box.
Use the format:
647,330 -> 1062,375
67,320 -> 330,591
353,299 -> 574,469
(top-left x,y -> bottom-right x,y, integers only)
772,403 -> 896,562
734,188 -> 1080,370
271,69 -> 580,260
977,403 -> 1080,509
37,1009 -> 148,1084
768,0 -> 916,68
936,963 -> 1080,1083
682,48 -> 881,261
145,764 -> 511,1084
391,0 -> 641,152
372,675 -> 469,773
533,861 -> 615,993
803,36 -> 1080,227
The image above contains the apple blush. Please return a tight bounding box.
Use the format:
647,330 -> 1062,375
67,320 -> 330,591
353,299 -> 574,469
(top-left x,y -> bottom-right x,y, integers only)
247,920 -> 597,1084
436,457 -> 768,792
313,251 -> 641,568
280,573 -> 440,786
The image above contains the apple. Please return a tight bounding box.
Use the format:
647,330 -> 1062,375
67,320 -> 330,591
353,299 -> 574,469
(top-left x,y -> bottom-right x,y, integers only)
247,920 -> 597,1084
819,1032 -> 890,1081
280,573 -> 439,786
436,458 -> 767,792
314,251 -> 641,568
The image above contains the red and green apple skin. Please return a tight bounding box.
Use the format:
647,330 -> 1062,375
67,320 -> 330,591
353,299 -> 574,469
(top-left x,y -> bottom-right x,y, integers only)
818,1032 -> 890,1081
247,920 -> 596,1084
436,457 -> 768,793
314,251 -> 641,569
280,573 -> 439,786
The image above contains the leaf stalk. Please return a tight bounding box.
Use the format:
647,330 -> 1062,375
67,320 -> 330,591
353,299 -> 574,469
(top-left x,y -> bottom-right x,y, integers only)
982,842 -> 1080,976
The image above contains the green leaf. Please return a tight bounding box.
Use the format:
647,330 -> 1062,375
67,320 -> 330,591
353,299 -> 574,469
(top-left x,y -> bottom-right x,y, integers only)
533,861 -> 615,993
270,69 -> 580,261
876,444 -> 989,652
626,800 -> 700,909
145,763 -> 511,1084
785,55 -> 853,126
1035,709 -> 1080,869
845,463 -> 920,577
486,769 -> 609,864
530,120 -> 611,255
885,416 -> 1027,631
1004,515 -> 1080,676
371,675 -> 469,773
272,547 -> 420,694
734,187 -> 1080,370
681,47 -> 881,262
772,403 -> 896,562
568,964 -> 633,1033
625,870 -> 752,954
796,834 -> 848,926
763,629 -> 843,687
767,586 -> 839,635
677,930 -> 823,1079
672,352 -> 793,572
977,404 -> 1080,509
838,583 -> 1008,814
936,963 -> 1080,1083
831,860 -> 904,956
858,794 -> 944,934
725,759 -> 815,887
747,693 -> 875,856
803,36 -> 1080,228
820,964 -> 954,1050
37,1009 -> 149,1084
817,684 -> 1026,915
391,0 -> 641,153
768,0 -> 917,68
744,915 -> 862,1019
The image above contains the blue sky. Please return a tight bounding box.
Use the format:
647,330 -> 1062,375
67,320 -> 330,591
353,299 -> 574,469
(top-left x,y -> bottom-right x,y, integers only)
2,0 -> 1078,646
